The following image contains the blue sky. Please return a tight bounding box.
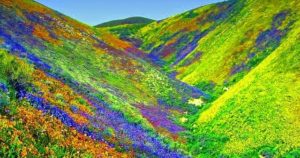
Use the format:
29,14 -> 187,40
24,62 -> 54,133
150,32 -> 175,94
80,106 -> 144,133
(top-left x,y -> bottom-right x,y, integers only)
35,0 -> 224,26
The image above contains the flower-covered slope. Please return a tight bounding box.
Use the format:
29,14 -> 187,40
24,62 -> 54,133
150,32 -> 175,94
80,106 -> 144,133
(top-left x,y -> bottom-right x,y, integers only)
100,0 -> 300,156
0,50 -> 131,157
115,0 -> 300,100
0,0 -> 207,157
191,18 -> 300,157
1,0 -> 300,157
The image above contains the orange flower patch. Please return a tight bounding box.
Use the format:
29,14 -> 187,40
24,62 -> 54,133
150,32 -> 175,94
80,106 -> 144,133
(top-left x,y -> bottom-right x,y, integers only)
16,0 -> 52,14
166,35 -> 179,45
32,70 -> 95,124
33,24 -> 60,45
167,20 -> 199,32
16,106 -> 130,157
52,25 -> 83,41
100,32 -> 132,50
110,58 -> 138,75
0,0 -> 14,7
156,127 -> 178,140
64,132 -> 131,158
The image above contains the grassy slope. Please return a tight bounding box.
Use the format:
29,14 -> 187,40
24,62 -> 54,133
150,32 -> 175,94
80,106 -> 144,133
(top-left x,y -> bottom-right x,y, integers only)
0,0 -> 203,156
100,0 -> 300,156
177,0 -> 298,86
97,23 -> 149,47
186,13 -> 300,158
96,17 -> 155,46
128,0 -> 300,100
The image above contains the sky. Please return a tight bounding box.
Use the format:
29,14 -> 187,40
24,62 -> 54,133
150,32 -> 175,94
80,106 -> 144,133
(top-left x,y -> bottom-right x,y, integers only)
35,0 -> 224,26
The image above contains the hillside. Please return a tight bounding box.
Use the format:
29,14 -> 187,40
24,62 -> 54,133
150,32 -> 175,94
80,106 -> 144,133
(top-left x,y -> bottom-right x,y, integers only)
0,0 -> 205,157
96,17 -> 155,48
190,19 -> 300,157
1,0 -> 300,157
0,49 -> 129,157
95,17 -> 154,28
134,0 -> 300,157
114,0 -> 299,100
101,0 -> 300,157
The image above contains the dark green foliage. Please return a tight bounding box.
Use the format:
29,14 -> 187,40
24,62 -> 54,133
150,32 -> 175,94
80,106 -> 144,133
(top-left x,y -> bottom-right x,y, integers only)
183,10 -> 199,19
284,148 -> 300,158
95,17 -> 155,27
195,81 -> 224,101
0,50 -> 33,90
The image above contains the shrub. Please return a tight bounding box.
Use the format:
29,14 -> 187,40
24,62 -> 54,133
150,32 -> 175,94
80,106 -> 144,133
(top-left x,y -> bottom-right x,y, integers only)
0,49 -> 33,91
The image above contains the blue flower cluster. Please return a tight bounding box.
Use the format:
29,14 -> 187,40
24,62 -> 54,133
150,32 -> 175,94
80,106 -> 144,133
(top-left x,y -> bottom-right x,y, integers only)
256,11 -> 292,50
0,6 -> 52,72
15,79 -> 186,157
24,93 -> 109,143
80,96 -> 187,157
0,83 -> 8,93
173,31 -> 207,66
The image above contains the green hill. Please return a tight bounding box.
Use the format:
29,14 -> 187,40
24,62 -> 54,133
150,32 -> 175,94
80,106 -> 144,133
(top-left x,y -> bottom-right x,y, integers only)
101,0 -> 300,156
190,20 -> 300,157
96,17 -> 155,47
95,17 -> 154,27
115,0 -> 300,100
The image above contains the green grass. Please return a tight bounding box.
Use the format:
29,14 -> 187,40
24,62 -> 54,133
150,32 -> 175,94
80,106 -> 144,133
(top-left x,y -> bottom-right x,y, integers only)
189,18 -> 300,157
0,50 -> 33,85
98,23 -> 149,42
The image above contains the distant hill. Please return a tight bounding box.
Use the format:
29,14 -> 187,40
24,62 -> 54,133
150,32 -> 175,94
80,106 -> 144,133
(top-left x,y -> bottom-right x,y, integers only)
96,17 -> 155,47
95,17 -> 155,27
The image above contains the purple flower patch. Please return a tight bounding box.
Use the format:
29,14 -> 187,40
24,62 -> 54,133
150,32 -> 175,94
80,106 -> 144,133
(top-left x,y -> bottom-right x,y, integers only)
136,104 -> 185,134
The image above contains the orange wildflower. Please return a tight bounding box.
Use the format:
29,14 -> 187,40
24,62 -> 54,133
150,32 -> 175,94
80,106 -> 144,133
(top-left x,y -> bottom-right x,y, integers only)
33,24 -> 60,45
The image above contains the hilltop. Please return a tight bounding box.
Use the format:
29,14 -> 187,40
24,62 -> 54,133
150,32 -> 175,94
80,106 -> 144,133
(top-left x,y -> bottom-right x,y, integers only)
95,17 -> 154,28
96,17 -> 155,48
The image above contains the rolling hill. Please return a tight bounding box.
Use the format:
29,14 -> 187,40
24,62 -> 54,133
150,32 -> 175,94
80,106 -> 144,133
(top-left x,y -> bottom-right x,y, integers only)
96,17 -> 155,48
112,0 -> 300,100
189,21 -> 300,157
1,0 -> 299,157
0,0 -> 204,157
101,0 -> 300,157
95,17 -> 154,28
